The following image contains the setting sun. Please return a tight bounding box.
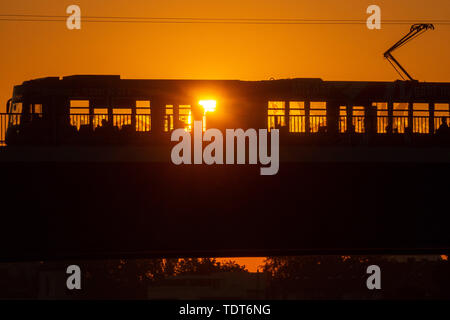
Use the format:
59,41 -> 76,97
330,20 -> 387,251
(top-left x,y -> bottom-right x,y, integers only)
199,100 -> 217,113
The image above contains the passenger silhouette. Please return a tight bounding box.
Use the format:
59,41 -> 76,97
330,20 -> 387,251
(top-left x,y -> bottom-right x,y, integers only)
97,119 -> 115,131
385,124 -> 392,134
437,117 -> 449,134
94,119 -> 118,143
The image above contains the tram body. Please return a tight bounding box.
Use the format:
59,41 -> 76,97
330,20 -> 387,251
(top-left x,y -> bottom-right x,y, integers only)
5,75 -> 450,146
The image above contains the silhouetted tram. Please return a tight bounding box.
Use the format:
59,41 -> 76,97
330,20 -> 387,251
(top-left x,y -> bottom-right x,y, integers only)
3,75 -> 450,146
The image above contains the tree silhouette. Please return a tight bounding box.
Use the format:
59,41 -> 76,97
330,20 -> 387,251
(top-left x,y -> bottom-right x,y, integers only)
174,258 -> 247,275
80,257 -> 247,298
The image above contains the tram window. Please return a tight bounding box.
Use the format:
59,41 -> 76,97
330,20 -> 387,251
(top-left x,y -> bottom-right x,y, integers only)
32,104 -> 43,118
435,103 -> 450,115
70,101 -> 89,114
70,101 -> 90,129
413,103 -> 429,134
374,102 -> 388,133
393,102 -> 408,115
339,106 -> 346,133
35,104 -> 42,113
179,105 -> 192,132
352,106 -> 365,116
352,106 -> 365,133
310,102 -> 326,111
10,102 -> 22,114
289,101 -> 305,133
113,108 -> 132,114
136,100 -> 150,108
310,102 -> 326,132
393,103 -> 408,133
136,101 -> 151,132
374,102 -> 388,116
70,100 -> 89,111
164,104 -> 195,132
70,108 -> 89,114
268,101 -> 285,131
93,109 -> 108,129
413,103 -> 429,116
435,103 -> 450,133
290,102 -> 305,115
165,105 -> 173,132
8,102 -> 22,126
113,108 -> 132,129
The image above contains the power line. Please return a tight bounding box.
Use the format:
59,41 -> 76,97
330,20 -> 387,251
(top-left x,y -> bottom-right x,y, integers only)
0,14 -> 449,25
0,13 -> 449,22
0,19 -> 449,25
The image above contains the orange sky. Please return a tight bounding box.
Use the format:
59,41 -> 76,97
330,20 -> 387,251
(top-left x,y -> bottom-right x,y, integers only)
219,257 -> 265,272
1,0 -> 450,113
1,0 -> 449,271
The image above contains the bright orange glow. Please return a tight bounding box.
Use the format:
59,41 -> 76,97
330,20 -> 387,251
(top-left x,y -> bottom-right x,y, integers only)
199,100 -> 217,113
